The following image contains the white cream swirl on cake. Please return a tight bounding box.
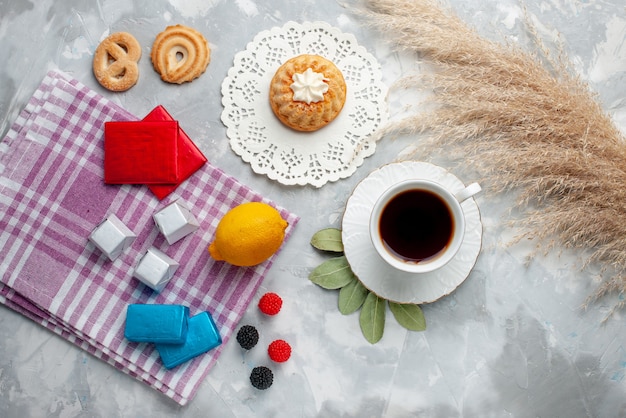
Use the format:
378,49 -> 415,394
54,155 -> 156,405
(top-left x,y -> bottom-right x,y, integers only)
290,68 -> 329,104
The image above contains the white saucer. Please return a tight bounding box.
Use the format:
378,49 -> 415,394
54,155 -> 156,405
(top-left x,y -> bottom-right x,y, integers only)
341,162 -> 483,304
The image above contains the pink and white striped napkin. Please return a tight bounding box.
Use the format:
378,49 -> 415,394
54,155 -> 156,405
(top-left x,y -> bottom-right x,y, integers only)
0,70 -> 299,405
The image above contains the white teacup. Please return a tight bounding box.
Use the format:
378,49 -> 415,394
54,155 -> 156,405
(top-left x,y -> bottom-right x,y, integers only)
369,179 -> 481,274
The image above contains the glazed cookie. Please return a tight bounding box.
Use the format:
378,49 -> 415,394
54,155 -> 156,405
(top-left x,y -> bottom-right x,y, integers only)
269,54 -> 347,132
151,25 -> 210,84
93,32 -> 141,92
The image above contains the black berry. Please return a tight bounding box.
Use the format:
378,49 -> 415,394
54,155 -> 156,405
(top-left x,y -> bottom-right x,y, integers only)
236,325 -> 259,350
250,366 -> 273,390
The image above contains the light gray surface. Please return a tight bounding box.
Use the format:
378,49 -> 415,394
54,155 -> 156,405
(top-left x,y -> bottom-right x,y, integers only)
1,0 -> 626,416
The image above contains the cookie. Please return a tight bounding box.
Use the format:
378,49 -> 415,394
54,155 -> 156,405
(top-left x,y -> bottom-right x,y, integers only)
151,24 -> 210,84
93,32 -> 141,92
269,54 -> 347,132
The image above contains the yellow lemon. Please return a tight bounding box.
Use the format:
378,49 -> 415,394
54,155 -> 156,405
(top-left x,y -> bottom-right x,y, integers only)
208,202 -> 289,267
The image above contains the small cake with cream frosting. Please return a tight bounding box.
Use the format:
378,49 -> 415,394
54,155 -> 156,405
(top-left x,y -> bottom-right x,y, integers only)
269,54 -> 346,132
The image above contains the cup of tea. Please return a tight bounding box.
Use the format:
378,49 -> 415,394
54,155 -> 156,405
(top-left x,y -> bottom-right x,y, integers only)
369,179 -> 481,274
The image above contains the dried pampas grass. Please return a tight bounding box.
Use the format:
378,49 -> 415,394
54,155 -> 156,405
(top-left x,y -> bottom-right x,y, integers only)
359,0 -> 626,309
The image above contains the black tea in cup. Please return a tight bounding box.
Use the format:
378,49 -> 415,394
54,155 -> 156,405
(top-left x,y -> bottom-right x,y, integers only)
378,189 -> 454,263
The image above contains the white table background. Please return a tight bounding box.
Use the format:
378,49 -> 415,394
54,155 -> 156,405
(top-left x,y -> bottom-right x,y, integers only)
1,0 -> 626,416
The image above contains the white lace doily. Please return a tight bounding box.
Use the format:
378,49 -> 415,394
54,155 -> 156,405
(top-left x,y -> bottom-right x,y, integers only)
221,21 -> 388,187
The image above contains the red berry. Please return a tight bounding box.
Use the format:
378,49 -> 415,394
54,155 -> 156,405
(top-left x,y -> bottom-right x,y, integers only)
258,292 -> 282,315
268,339 -> 291,363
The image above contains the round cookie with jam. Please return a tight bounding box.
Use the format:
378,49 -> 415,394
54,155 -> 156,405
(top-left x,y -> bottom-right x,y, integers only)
269,54 -> 347,132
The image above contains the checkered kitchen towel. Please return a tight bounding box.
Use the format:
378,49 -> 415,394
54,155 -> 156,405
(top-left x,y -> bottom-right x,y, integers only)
0,70 -> 299,405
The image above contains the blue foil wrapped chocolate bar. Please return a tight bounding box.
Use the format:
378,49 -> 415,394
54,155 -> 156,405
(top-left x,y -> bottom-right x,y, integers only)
156,311 -> 222,369
125,304 -> 190,345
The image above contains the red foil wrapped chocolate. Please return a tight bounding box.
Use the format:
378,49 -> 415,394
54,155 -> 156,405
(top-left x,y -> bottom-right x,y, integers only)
104,120 -> 179,184
143,105 -> 207,200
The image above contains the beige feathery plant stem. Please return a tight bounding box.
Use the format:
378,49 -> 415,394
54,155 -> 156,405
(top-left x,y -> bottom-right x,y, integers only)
359,0 -> 626,311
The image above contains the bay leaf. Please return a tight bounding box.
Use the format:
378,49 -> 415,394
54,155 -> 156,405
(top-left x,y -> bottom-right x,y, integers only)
359,292 -> 386,344
310,228 -> 344,253
309,256 -> 354,289
338,278 -> 368,315
388,301 -> 426,331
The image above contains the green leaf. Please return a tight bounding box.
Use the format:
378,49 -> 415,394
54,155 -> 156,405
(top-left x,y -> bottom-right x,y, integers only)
309,256 -> 355,289
310,228 -> 344,253
359,292 -> 386,344
338,278 -> 368,315
388,302 -> 427,331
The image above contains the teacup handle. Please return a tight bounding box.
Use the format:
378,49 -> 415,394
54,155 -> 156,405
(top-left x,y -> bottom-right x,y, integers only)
454,182 -> 481,203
